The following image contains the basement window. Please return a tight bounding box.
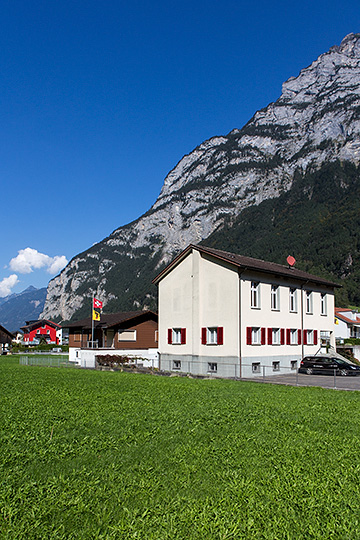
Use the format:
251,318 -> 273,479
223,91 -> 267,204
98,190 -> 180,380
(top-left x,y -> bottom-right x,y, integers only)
208,362 -> 218,373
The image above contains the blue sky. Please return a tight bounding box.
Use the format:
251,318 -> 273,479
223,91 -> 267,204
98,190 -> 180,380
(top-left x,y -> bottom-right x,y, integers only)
1,0 -> 360,296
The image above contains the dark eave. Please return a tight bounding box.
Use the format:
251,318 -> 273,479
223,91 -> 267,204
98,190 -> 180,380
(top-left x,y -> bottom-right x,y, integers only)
67,310 -> 158,331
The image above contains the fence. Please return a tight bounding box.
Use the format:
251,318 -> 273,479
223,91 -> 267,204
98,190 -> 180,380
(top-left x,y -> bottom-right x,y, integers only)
19,355 -> 77,368
165,358 -> 360,390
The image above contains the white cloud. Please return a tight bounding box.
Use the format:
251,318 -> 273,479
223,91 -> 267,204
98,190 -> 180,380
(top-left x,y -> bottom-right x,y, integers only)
47,255 -> 68,275
0,274 -> 19,297
9,248 -> 68,276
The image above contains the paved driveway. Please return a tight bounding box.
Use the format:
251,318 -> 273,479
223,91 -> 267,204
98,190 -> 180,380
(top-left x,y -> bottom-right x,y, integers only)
242,372 -> 360,391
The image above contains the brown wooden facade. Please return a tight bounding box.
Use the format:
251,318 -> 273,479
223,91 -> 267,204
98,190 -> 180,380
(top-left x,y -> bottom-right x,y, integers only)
0,325 -> 14,352
67,311 -> 158,350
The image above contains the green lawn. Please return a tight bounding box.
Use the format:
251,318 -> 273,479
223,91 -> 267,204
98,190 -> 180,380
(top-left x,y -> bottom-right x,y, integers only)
1,356 -> 360,539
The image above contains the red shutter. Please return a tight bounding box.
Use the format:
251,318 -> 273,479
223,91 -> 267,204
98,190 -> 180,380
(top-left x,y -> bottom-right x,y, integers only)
286,329 -> 291,345
261,327 -> 266,345
267,328 -> 272,345
168,329 -> 172,344
201,327 -> 207,345
303,330 -> 308,345
181,328 -> 186,344
217,327 -> 223,345
313,330 -> 318,345
246,327 -> 252,345
280,328 -> 285,345
298,329 -> 302,345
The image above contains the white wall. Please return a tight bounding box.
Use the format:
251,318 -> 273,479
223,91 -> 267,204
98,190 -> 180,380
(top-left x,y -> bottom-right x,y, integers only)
157,247 -> 336,377
69,347 -> 159,369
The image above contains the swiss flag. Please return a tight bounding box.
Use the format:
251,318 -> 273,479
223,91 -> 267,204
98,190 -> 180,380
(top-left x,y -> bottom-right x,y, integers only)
93,298 -> 103,309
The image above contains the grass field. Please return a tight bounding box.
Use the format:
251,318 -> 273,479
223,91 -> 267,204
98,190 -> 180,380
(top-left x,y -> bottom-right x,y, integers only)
1,356 -> 360,539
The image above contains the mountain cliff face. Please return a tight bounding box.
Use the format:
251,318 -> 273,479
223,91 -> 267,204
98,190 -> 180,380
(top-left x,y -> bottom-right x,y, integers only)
42,33 -> 360,322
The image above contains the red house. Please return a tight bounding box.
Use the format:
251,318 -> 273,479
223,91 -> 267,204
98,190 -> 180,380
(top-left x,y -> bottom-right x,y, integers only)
21,319 -> 61,345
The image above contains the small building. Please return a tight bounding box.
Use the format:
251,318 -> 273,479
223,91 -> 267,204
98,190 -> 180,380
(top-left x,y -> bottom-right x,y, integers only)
153,244 -> 339,378
67,310 -> 158,368
0,324 -> 14,353
335,307 -> 360,361
21,319 -> 61,345
335,308 -> 360,339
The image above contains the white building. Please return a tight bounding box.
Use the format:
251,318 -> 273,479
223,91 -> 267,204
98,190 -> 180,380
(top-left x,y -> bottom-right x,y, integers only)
335,308 -> 360,340
334,308 -> 360,362
153,245 -> 339,378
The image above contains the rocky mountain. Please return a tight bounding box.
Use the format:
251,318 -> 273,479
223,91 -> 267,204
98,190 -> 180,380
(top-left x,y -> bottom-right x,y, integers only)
42,33 -> 360,322
0,286 -> 47,332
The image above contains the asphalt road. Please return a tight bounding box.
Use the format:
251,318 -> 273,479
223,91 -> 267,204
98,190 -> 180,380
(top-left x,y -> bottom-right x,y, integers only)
242,372 -> 360,391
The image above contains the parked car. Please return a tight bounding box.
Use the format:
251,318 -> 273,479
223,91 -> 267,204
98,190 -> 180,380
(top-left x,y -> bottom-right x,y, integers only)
299,356 -> 360,376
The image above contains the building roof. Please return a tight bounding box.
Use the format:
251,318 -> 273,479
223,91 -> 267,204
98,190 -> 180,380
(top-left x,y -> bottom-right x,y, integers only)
0,324 -> 15,340
66,310 -> 158,330
20,319 -> 61,332
335,308 -> 360,326
153,244 -> 341,288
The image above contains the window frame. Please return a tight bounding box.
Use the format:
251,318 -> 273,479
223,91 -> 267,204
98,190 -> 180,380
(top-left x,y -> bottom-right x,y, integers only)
272,361 -> 280,372
207,362 -> 218,373
173,360 -> 181,370
168,328 -> 186,345
289,288 -> 297,313
320,293 -> 327,316
305,291 -> 313,314
271,285 -> 280,311
251,281 -> 260,309
251,327 -> 261,345
290,328 -> 298,345
252,362 -> 261,373
201,326 -> 223,345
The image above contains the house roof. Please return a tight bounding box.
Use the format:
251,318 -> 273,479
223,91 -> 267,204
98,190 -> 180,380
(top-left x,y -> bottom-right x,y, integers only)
335,308 -> 360,326
153,244 -> 341,288
0,324 -> 15,340
20,319 -> 61,332
66,310 -> 158,330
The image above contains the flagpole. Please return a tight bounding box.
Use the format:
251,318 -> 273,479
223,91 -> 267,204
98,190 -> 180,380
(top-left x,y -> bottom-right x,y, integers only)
91,294 -> 94,348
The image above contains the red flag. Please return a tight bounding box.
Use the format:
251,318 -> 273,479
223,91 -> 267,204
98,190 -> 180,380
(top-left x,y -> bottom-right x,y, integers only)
93,298 -> 103,309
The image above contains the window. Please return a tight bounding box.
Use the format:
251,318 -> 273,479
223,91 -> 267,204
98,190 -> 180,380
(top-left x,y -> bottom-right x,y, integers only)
118,330 -> 137,342
303,329 -> 317,345
252,362 -> 261,373
272,328 -> 280,345
251,327 -> 261,345
46,330 -> 50,335
305,291 -> 313,314
207,327 -> 218,344
268,328 -> 285,345
271,285 -> 280,310
201,327 -> 223,345
288,328 -> 298,345
320,293 -> 327,316
289,288 -> 297,312
173,360 -> 181,370
208,362 -> 218,373
251,282 -> 260,308
168,328 -> 186,345
272,361 -> 280,372
247,327 -> 265,345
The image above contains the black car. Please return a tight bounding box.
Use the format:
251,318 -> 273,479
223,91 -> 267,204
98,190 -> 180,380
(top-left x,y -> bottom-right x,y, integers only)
298,356 -> 360,376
